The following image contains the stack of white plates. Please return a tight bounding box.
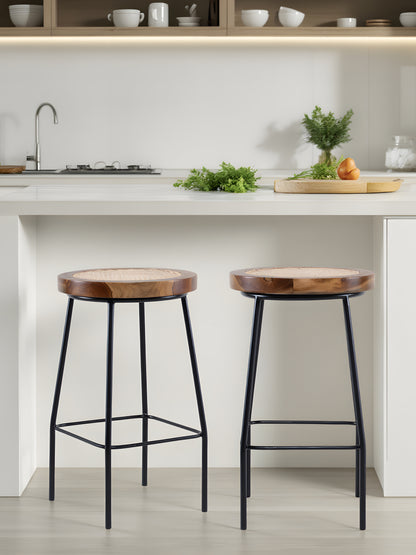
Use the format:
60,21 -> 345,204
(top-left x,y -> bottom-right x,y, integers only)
177,16 -> 201,27
9,4 -> 43,27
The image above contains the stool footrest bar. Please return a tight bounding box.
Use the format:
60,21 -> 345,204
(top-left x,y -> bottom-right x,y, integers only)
249,444 -> 359,450
55,413 -> 202,450
250,419 -> 356,426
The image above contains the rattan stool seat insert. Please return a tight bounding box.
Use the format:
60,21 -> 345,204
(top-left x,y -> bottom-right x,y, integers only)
230,267 -> 375,295
58,268 -> 197,299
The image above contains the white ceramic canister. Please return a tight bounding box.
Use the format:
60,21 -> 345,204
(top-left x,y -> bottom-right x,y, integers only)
148,3 -> 169,27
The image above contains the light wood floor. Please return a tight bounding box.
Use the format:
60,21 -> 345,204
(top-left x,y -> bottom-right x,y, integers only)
1,468 -> 416,554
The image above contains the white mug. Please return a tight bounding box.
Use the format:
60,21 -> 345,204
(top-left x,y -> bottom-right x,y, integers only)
148,3 -> 169,27
107,9 -> 145,27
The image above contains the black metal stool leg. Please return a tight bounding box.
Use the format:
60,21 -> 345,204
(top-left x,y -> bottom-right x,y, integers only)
342,296 -> 366,531
105,302 -> 115,530
181,296 -> 208,513
49,297 -> 74,501
247,427 -> 251,498
355,428 -> 360,498
139,302 -> 149,487
241,297 -> 264,530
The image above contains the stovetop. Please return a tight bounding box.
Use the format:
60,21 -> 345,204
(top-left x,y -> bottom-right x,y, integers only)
23,164 -> 161,175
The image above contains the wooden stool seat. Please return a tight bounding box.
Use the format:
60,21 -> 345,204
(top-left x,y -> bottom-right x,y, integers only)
230,267 -> 375,295
58,268 -> 197,299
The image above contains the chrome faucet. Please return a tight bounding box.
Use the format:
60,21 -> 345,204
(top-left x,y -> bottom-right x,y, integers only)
27,103 -> 58,171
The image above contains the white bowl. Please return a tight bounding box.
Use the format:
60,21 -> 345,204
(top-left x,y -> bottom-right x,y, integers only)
177,16 -> 201,23
278,6 -> 304,27
241,9 -> 269,27
278,6 -> 299,13
337,17 -> 356,27
9,4 -> 42,8
400,12 -> 416,27
9,5 -> 43,26
9,6 -> 42,11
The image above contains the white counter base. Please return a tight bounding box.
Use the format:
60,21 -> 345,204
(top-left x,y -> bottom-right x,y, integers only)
0,174 -> 414,497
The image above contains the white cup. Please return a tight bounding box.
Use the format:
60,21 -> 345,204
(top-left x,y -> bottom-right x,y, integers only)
337,17 -> 357,27
148,3 -> 169,27
107,9 -> 144,27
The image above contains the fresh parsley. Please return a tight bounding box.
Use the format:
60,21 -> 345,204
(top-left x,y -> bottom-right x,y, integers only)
173,162 -> 259,193
288,157 -> 344,180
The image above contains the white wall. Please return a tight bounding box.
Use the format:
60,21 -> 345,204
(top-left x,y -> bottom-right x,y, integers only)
0,37 -> 400,469
0,39 -> 415,171
36,215 -> 373,468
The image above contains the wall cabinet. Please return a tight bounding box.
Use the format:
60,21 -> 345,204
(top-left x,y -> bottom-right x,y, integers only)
0,0 -> 415,37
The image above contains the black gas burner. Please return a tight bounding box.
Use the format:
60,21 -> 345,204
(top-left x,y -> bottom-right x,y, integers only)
60,163 -> 160,175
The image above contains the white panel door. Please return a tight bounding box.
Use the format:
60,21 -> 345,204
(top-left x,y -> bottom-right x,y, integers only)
385,218 -> 416,495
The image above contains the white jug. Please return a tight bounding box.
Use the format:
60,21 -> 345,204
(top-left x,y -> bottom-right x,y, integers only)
148,3 -> 169,27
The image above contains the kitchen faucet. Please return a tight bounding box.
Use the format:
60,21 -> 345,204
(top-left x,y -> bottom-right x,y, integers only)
27,103 -> 58,171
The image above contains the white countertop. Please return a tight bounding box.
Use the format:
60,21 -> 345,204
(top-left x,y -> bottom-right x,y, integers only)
0,170 -> 416,216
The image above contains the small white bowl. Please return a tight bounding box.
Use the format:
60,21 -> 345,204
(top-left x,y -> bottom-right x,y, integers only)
9,5 -> 43,26
400,12 -> 416,27
278,6 -> 304,27
9,4 -> 42,8
241,9 -> 269,27
177,16 -> 201,26
337,17 -> 357,27
278,6 -> 299,13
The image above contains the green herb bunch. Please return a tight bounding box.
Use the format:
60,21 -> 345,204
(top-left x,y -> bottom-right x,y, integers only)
288,157 -> 343,180
173,162 -> 259,193
302,106 -> 353,165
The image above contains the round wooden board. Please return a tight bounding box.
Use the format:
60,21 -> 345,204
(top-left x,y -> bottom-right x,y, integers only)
0,166 -> 25,174
274,177 -> 402,194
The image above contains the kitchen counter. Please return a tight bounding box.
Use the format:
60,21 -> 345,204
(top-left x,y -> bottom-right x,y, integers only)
1,169 -> 416,500
0,170 -> 414,215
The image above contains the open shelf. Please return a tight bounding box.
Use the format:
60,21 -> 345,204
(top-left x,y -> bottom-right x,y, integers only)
51,0 -> 226,36
229,0 -> 416,37
228,26 -> 416,37
0,0 -> 414,37
0,0 -> 51,35
52,26 -> 226,36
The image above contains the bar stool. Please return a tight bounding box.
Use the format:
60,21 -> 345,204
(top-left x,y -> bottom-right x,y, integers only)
230,266 -> 374,531
49,268 -> 208,529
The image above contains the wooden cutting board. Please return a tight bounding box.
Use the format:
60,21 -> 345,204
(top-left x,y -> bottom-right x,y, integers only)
0,165 -> 25,174
274,177 -> 403,194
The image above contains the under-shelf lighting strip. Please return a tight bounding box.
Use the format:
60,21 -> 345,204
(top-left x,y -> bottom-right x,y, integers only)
1,36 -> 416,44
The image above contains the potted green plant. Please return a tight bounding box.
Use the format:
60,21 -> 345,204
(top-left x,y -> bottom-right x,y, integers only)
302,106 -> 354,166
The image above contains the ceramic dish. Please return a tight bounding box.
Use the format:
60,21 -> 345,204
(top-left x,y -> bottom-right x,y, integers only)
241,9 -> 269,27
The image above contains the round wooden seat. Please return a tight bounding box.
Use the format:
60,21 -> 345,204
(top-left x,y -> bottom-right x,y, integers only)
58,268 -> 197,299
230,267 -> 375,295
